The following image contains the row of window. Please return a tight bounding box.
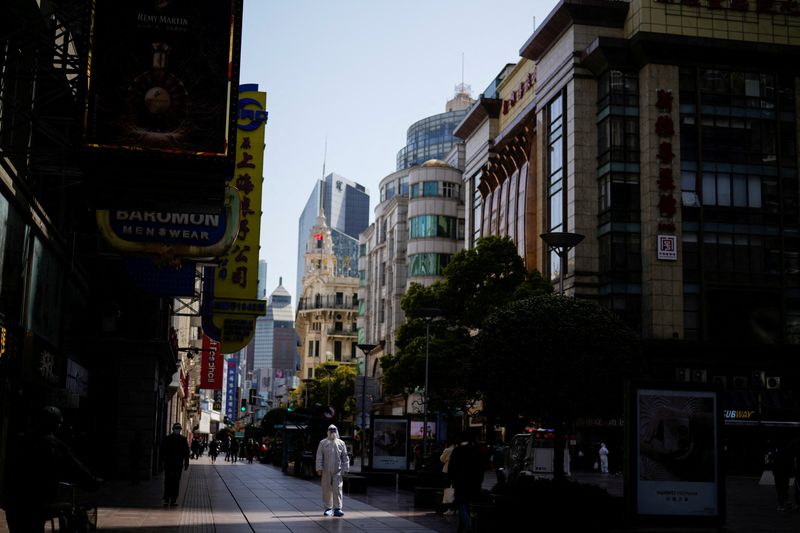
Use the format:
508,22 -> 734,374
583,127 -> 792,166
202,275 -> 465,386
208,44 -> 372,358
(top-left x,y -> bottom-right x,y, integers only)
380,179 -> 462,202
679,69 -> 794,110
408,253 -> 452,277
408,215 -> 465,240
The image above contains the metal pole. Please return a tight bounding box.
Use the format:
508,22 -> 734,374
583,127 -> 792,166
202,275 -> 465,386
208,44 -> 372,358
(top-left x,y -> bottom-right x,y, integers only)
361,373 -> 367,470
559,249 -> 566,296
423,318 -> 430,464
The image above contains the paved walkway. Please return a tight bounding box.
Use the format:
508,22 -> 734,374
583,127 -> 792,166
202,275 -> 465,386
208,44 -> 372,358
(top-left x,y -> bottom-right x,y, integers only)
1,458 -> 799,532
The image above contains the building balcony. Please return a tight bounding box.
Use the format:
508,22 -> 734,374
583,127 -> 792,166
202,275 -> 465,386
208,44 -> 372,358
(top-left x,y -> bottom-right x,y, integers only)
297,296 -> 359,311
327,327 -> 357,337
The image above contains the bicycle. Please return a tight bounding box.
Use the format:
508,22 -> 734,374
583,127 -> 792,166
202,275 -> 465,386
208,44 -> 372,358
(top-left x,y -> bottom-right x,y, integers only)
44,482 -> 98,532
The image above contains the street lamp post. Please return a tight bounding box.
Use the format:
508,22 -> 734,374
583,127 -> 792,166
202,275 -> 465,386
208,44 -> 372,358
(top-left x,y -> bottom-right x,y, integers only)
356,343 -> 377,471
540,231 -> 585,295
324,363 -> 337,410
302,378 -> 312,408
413,307 -> 442,467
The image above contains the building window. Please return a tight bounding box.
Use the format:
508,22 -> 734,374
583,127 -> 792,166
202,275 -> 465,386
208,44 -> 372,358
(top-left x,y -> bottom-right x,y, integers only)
547,92 -> 565,280
380,262 -> 386,286
379,298 -> 385,323
314,340 -> 320,357
443,182 -> 459,198
399,176 -> 409,196
334,341 -> 342,361
423,181 -> 439,197
411,183 -> 420,198
308,340 -> 313,357
472,175 -> 482,246
409,215 -> 463,239
408,253 -> 452,277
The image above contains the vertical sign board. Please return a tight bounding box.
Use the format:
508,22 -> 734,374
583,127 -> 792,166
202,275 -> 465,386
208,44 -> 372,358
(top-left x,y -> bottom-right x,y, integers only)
627,383 -> 724,528
225,356 -> 238,423
208,85 -> 268,353
200,334 -> 222,390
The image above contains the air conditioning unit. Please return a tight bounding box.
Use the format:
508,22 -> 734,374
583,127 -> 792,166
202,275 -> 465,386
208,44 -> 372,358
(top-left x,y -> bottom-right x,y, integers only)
732,376 -> 748,389
711,375 -> 727,389
676,367 -> 691,382
752,371 -> 766,389
692,369 -> 708,383
766,376 -> 781,389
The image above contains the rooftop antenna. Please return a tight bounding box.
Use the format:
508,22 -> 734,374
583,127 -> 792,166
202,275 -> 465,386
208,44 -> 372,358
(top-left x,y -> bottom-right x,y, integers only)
533,16 -> 536,32
461,52 -> 465,88
322,135 -> 328,179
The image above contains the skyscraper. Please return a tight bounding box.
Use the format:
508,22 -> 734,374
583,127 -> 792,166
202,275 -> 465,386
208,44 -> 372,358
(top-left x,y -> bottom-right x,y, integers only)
296,173 -> 369,299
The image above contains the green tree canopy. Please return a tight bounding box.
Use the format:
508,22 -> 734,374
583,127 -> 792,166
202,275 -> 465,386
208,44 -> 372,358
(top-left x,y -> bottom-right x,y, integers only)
382,236 -> 552,415
474,294 -> 640,433
295,363 -> 356,423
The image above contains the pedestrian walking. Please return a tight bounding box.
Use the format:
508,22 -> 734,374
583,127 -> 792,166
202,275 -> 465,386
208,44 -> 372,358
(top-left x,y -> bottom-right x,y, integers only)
437,438 -> 457,515
230,438 -> 240,463
315,424 -> 349,517
447,433 -> 484,533
599,442 -> 610,475
772,441 -> 792,511
3,406 -> 102,533
209,438 -> 219,463
161,422 -> 190,507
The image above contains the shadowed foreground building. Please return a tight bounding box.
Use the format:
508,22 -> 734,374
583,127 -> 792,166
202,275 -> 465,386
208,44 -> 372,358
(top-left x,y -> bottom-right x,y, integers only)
456,0 -> 800,472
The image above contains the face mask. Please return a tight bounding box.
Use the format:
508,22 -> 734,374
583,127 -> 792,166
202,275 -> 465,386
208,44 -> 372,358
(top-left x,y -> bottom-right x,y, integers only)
328,431 -> 336,440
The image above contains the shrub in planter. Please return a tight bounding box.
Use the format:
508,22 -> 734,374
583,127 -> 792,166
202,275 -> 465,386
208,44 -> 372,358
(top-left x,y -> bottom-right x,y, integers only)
491,477 -> 623,531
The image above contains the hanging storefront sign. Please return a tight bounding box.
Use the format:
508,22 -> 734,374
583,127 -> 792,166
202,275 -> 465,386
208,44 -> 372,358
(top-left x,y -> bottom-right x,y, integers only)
205,84 -> 267,353
225,356 -> 238,422
200,334 -> 222,390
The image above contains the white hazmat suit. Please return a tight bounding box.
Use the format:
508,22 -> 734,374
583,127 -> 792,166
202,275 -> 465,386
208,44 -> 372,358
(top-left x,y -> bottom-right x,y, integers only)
315,424 -> 349,516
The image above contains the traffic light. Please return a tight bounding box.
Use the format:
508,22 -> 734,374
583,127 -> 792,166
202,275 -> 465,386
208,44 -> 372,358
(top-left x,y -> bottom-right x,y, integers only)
240,399 -> 247,412
287,400 -> 294,412
248,388 -> 257,405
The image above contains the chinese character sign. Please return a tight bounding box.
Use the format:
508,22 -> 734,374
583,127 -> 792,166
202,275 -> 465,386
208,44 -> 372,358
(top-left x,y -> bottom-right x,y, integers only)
215,87 -> 265,301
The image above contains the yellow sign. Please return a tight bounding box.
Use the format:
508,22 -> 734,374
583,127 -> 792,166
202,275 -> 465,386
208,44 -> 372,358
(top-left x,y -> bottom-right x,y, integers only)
210,85 -> 268,353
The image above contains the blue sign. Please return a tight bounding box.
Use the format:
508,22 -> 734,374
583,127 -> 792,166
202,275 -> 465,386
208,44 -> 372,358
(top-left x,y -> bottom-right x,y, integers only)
225,356 -> 238,422
237,84 -> 268,131
109,210 -> 228,246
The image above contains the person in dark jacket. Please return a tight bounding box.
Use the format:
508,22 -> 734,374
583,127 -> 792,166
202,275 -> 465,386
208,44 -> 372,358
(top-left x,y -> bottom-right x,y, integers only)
161,422 -> 190,507
447,433 -> 485,533
4,406 -> 102,533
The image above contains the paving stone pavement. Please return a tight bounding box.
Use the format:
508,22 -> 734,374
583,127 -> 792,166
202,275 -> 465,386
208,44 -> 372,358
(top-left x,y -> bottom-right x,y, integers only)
1,457 -> 799,532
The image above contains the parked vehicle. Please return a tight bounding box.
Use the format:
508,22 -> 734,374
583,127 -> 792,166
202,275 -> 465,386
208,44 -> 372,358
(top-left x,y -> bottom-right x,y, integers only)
506,429 -> 571,481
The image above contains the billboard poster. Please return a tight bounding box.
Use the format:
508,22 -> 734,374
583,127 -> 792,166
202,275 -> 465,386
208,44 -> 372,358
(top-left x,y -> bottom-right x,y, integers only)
630,385 -> 723,526
371,417 -> 409,470
83,0 -> 240,157
200,334 -> 222,390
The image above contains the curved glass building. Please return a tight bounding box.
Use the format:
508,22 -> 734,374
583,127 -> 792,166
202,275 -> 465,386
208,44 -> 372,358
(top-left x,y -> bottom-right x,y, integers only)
396,85 -> 474,171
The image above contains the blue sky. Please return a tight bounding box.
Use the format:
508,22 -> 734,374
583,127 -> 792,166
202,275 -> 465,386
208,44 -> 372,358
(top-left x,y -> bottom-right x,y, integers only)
240,0 -> 559,302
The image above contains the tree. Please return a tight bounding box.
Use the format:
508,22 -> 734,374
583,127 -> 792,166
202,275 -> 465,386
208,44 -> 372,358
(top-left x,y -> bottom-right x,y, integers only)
296,363 -> 356,423
474,295 -> 640,476
382,236 -> 551,418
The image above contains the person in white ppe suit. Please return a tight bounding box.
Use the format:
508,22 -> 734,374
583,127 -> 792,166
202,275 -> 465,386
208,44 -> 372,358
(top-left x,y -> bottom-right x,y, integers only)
315,424 -> 350,517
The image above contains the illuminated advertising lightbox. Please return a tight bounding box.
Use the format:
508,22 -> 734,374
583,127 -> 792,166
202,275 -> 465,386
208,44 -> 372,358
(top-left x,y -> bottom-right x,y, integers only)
83,0 -> 242,157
